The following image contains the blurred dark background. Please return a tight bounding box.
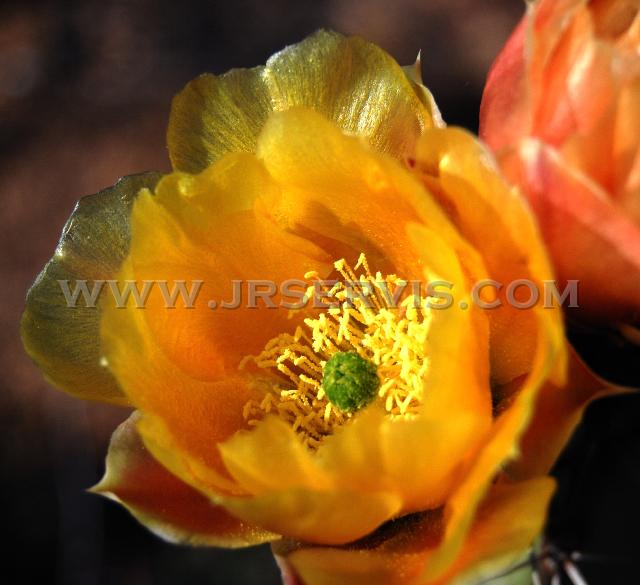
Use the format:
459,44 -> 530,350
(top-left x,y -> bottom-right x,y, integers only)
3,1 -> 638,584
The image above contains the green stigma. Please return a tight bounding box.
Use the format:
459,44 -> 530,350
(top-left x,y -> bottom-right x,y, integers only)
322,352 -> 380,413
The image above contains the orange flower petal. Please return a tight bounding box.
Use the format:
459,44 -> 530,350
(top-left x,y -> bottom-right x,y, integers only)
479,17 -> 530,156
535,7 -> 623,195
482,0 -> 640,329
616,76 -> 640,212
92,412 -> 278,547
500,139 -> 640,323
590,0 -> 640,40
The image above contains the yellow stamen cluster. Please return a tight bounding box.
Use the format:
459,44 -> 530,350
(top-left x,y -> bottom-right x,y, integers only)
241,253 -> 431,449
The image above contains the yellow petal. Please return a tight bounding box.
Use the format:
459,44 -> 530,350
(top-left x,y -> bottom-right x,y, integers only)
101,274 -> 258,496
92,412 -> 278,547
431,478 -> 554,585
99,153 -> 331,497
168,30 -> 434,173
221,487 -> 402,546
317,408 -> 490,514
249,107 -> 493,510
218,400 -> 488,530
21,172 -> 161,405
406,223 -> 491,421
413,127 -> 566,386
419,313 -> 560,582
512,347 -> 621,479
119,152 -> 329,382
256,107 -> 477,282
218,417 -> 403,543
276,478 -> 554,585
311,221 -> 492,513
218,416 -> 333,494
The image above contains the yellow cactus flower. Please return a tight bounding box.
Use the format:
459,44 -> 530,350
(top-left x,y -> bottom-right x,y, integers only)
22,30 -> 605,584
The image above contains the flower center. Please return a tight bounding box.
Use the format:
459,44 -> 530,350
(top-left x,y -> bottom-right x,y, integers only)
241,253 -> 431,449
322,351 -> 380,412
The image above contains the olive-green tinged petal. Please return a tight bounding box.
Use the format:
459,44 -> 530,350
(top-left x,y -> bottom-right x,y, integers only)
21,172 -> 162,404
168,30 -> 434,173
403,54 -> 446,128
